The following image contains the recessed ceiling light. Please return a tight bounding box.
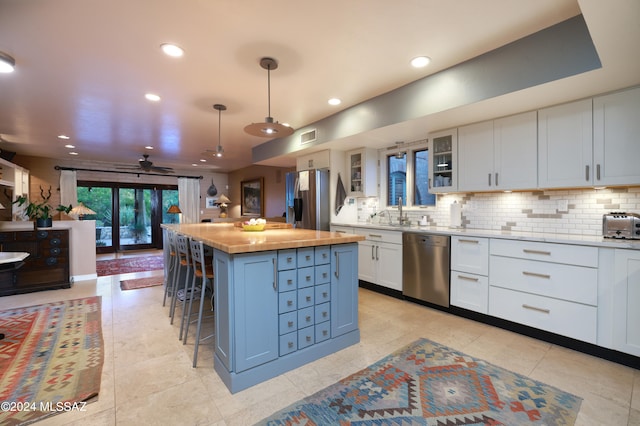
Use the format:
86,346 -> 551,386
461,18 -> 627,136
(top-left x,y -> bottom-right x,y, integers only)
69,152 -> 78,156
144,146 -> 154,150
145,93 -> 161,102
200,159 -> 207,162
328,98 -> 341,106
64,144 -> 75,149
411,56 -> 431,68
191,163 -> 198,167
57,134 -> 70,140
160,43 -> 184,58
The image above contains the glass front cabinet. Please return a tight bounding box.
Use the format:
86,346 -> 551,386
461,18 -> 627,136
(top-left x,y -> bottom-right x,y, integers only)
347,148 -> 377,197
428,128 -> 457,193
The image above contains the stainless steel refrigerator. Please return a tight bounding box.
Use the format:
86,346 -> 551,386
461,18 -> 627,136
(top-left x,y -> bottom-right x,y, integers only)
285,169 -> 330,230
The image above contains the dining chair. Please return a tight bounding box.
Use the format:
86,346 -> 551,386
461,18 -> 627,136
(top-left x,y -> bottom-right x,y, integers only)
183,239 -> 215,367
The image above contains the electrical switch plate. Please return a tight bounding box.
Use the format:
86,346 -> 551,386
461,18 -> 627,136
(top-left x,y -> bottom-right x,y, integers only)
558,199 -> 568,212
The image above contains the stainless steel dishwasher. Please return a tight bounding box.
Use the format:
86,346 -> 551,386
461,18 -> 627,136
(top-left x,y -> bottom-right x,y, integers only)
402,232 -> 450,307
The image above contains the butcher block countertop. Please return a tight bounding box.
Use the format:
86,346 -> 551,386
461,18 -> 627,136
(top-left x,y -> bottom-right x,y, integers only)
162,223 -> 364,254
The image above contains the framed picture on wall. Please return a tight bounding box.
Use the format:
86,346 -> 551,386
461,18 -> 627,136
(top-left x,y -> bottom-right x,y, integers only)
205,197 -> 217,208
240,177 -> 264,216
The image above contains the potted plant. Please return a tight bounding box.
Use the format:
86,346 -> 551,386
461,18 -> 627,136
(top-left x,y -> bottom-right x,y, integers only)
13,194 -> 72,229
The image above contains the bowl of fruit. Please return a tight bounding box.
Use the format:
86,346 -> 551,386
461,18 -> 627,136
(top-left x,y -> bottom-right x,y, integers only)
242,218 -> 266,231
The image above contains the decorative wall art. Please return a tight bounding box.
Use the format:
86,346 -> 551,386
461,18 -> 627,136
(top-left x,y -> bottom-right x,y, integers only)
241,178 -> 264,216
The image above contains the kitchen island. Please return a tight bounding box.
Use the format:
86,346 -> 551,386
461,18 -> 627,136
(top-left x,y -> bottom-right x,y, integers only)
162,223 -> 364,393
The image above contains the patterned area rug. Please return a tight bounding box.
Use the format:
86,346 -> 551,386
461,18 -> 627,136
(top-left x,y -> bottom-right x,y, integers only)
0,296 -> 104,425
120,276 -> 164,291
258,338 -> 583,425
96,255 -> 163,276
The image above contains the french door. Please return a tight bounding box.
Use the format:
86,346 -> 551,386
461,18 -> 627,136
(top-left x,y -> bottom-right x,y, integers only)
77,182 -> 178,253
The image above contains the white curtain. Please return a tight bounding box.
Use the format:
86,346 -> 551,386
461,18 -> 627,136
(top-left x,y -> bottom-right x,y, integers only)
178,177 -> 200,223
59,170 -> 78,208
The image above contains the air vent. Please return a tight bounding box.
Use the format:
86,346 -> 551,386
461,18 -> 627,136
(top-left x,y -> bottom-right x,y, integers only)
300,129 -> 317,145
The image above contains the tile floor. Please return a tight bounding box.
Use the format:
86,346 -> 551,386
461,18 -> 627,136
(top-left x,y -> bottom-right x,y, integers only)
0,251 -> 638,425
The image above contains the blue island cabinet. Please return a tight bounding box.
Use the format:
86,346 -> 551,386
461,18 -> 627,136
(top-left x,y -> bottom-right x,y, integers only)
213,242 -> 360,393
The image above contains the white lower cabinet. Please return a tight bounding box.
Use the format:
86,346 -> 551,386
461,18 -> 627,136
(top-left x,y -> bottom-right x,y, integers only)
488,239 -> 598,344
450,236 -> 489,313
613,249 -> 640,356
354,228 -> 402,292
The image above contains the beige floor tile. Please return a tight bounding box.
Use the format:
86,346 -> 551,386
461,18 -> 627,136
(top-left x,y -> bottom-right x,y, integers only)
2,251 -> 637,425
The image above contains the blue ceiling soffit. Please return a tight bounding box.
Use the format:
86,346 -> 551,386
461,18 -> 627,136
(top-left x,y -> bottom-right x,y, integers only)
253,14 -> 601,163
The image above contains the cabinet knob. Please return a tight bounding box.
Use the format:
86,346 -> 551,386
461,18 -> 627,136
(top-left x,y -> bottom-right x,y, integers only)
322,311 -> 328,317
322,272 -> 327,278
306,336 -> 312,342
305,316 -> 311,322
287,300 -> 293,306
322,292 -> 328,298
322,330 -> 328,336
287,279 -> 292,284
305,255 -> 311,261
306,275 -> 311,281
306,296 -> 311,302
288,342 -> 294,348
288,321 -> 293,327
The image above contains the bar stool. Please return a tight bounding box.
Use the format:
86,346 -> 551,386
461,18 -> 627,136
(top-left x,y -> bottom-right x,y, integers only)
162,229 -> 179,308
183,239 -> 215,367
170,235 -> 194,334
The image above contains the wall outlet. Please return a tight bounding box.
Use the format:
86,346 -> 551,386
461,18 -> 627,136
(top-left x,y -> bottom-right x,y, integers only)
558,199 -> 569,212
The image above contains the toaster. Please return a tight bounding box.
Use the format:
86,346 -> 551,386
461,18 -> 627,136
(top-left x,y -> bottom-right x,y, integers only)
602,212 -> 640,239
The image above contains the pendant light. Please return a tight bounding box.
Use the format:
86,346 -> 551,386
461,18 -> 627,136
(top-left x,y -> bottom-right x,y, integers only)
213,104 -> 226,157
0,51 -> 16,73
244,57 -> 294,137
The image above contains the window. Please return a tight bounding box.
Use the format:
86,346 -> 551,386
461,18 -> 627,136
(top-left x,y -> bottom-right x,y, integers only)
380,141 -> 435,208
413,148 -> 435,206
387,153 -> 406,206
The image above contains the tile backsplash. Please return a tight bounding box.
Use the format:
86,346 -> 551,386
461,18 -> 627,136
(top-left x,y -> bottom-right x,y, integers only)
357,187 -> 640,236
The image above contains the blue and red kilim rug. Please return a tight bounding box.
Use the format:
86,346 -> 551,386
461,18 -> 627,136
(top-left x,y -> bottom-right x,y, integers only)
258,338 -> 583,425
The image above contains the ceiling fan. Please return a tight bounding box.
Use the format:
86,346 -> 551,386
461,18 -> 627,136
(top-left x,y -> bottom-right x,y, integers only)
117,154 -> 174,174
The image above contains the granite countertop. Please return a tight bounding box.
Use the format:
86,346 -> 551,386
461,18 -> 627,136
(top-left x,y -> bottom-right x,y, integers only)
162,223 -> 364,254
332,222 -> 640,250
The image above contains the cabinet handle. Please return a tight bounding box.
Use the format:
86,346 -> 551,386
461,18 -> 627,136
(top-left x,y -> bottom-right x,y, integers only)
523,249 -> 551,256
323,253 -> 328,259
287,300 -> 293,306
322,330 -> 328,336
375,245 -> 379,261
306,275 -> 311,281
272,258 -> 277,291
306,336 -> 312,342
288,341 -> 294,348
305,255 -> 311,261
335,230 -> 345,233
458,239 -> 479,244
334,251 -> 339,278
288,321 -> 293,327
322,292 -> 328,297
488,173 -> 492,186
371,245 -> 375,260
322,311 -> 328,317
495,172 -> 499,186
457,274 -> 479,282
287,257 -> 293,263
306,296 -> 311,302
585,165 -> 590,181
428,178 -> 432,189
522,271 -> 551,279
596,164 -> 601,181
368,234 -> 382,238
306,315 -> 311,322
322,272 -> 327,278
522,304 -> 550,314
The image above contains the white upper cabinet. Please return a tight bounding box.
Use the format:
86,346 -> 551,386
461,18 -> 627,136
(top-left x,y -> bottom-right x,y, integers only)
458,111 -> 537,192
428,128 -> 457,193
593,87 -> 640,186
346,148 -> 377,197
538,98 -> 593,188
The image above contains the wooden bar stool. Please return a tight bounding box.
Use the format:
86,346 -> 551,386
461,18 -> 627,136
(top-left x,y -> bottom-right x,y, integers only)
183,239 -> 215,367
170,235 -> 194,336
162,230 -> 179,308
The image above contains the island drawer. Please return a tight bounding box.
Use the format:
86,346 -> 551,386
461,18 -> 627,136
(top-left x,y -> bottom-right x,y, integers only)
280,332 -> 297,356
315,322 -> 331,343
315,246 -> 331,265
315,264 -> 330,284
279,312 -> 297,335
297,247 -> 315,268
297,266 -> 315,288
297,287 -> 315,308
278,269 -> 296,292
278,249 -> 297,270
315,284 -> 330,304
298,326 -> 315,349
278,290 -> 297,313
298,306 -> 315,328
315,302 -> 330,324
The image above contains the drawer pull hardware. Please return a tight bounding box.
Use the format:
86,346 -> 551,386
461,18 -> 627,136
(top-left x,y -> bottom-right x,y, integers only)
376,245 -> 379,261
522,304 -> 550,314
322,292 -> 328,297
458,239 -> 479,244
522,271 -> 551,279
306,316 -> 311,322
523,249 -> 551,256
323,330 -> 328,336
458,275 -> 479,282
287,300 -> 293,306
306,255 -> 311,261
306,336 -> 312,342
323,253 -> 328,258
287,257 -> 293,262
585,165 -> 590,181
322,272 -> 327,278
322,312 -> 328,317
369,234 -> 382,238
288,342 -> 294,348
306,296 -> 311,302
288,321 -> 293,327
287,279 -> 292,284
306,275 -> 311,281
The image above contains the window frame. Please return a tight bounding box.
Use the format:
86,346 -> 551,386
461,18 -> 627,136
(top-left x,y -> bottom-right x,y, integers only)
379,140 -> 435,210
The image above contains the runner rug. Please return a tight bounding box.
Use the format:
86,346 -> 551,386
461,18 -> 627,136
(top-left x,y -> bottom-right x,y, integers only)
96,254 -> 163,276
120,276 -> 164,291
258,338 -> 583,425
0,296 -> 104,425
